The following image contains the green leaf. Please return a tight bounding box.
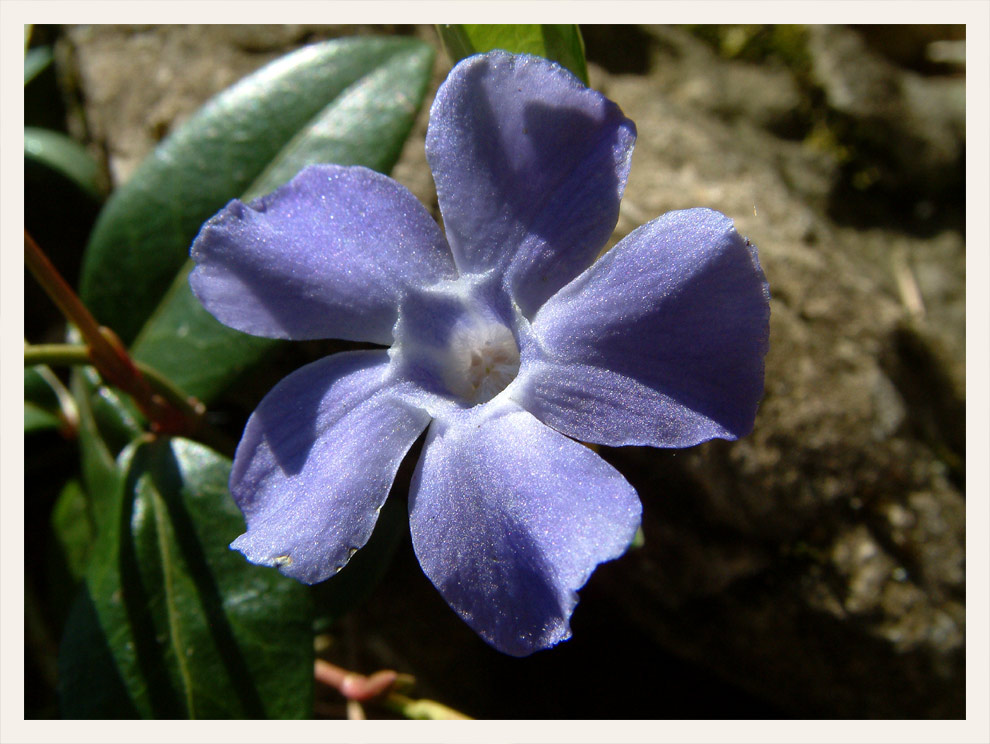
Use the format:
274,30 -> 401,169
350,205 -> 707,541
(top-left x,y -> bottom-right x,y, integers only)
71,367 -> 143,528
24,45 -> 52,85
41,479 -> 94,680
24,401 -> 62,433
24,44 -> 67,132
131,264 -> 277,404
243,41 -> 436,201
80,36 -> 434,345
129,39 -> 435,403
437,24 -> 589,84
51,479 -> 95,584
58,437 -> 314,719
25,366 -> 65,433
25,127 -> 107,202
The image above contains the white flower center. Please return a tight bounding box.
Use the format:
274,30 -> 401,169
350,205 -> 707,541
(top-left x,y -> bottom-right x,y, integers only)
442,319 -> 520,404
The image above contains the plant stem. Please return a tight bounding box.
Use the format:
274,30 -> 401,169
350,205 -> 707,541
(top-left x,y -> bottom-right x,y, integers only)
24,232 -> 105,347
382,693 -> 473,721
24,342 -> 235,456
24,230 -> 206,440
24,343 -> 90,368
25,345 -> 81,432
25,343 -> 203,423
314,659 -> 472,720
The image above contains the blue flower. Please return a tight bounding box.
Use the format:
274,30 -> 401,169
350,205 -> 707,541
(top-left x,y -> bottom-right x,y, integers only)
189,51 -> 770,656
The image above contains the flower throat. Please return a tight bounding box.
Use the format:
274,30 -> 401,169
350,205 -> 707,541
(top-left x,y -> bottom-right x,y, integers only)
443,319 -> 520,404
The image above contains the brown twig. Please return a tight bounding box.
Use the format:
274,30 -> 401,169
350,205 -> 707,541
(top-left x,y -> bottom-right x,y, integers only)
24,229 -> 205,438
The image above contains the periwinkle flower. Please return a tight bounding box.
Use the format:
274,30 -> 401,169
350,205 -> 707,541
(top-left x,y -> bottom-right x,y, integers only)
189,50 -> 770,656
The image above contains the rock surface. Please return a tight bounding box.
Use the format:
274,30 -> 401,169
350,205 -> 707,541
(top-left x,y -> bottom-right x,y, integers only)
61,24 -> 966,718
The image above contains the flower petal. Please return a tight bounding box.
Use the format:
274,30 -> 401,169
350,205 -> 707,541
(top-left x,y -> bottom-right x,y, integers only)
426,51 -> 636,317
408,401 -> 641,656
190,164 -> 455,345
518,208 -> 770,448
230,350 -> 430,583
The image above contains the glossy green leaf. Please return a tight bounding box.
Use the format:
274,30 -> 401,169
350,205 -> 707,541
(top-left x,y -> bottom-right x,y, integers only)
71,366 -> 144,528
58,437 -> 314,719
24,402 -> 61,433
80,36 -> 434,344
44,478 -> 95,651
25,366 -> 64,433
51,479 -> 95,584
130,264 -> 277,404
24,44 -> 67,132
129,40 -> 435,403
243,42 -> 436,201
437,24 -> 588,84
25,127 -> 107,201
24,45 -> 52,85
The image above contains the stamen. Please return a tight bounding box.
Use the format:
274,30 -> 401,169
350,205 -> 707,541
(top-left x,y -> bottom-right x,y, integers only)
443,319 -> 520,404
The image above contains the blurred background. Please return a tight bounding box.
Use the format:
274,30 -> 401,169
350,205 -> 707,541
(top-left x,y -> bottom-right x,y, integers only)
25,24 -> 966,719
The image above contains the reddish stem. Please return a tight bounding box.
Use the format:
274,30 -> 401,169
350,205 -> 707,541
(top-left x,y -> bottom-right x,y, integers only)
314,660 -> 399,703
24,230 -> 194,436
